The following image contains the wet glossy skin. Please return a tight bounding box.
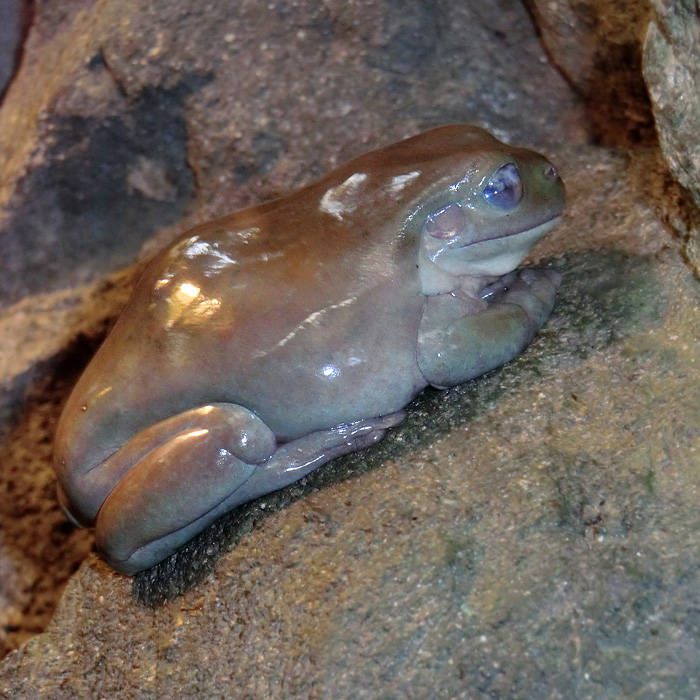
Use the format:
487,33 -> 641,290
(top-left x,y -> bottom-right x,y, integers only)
54,125 -> 565,574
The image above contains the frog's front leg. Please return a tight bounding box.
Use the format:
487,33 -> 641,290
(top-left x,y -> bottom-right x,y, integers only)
89,405 -> 405,574
417,268 -> 561,389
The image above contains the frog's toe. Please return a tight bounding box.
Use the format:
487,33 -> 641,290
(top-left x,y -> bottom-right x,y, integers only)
344,410 -> 407,438
350,428 -> 390,450
347,411 -> 406,448
500,267 -> 561,329
519,267 -> 561,288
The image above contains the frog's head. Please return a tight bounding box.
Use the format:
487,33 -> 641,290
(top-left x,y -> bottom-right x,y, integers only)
413,126 -> 565,293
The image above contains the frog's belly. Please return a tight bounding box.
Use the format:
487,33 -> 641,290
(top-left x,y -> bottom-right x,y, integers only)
201,303 -> 424,441
229,341 -> 426,441
188,278 -> 429,440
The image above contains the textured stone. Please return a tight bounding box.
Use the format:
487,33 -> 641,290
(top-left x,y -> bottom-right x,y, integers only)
3,142 -> 700,698
0,266 -> 135,657
525,0 -> 655,145
644,0 -> 700,274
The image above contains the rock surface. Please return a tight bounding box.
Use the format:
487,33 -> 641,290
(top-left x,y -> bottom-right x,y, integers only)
0,267 -> 135,656
2,0 -> 700,697
644,0 -> 700,273
525,0 -> 655,146
3,144 -> 700,698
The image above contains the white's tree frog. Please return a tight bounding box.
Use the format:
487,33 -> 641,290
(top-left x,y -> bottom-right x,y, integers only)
54,125 -> 565,574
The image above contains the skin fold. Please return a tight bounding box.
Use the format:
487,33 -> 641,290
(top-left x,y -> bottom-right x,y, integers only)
53,124 -> 565,574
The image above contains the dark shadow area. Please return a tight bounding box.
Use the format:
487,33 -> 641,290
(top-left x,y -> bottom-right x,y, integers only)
0,72 -> 207,310
0,330 -> 107,657
522,0 -> 656,148
0,0 -> 33,103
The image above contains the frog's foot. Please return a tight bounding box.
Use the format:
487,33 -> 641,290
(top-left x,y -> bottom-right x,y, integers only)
238,409 -> 407,502
94,406 -> 405,574
495,267 -> 562,328
90,404 -> 275,574
480,270 -> 518,301
418,267 -> 561,388
481,267 -> 561,311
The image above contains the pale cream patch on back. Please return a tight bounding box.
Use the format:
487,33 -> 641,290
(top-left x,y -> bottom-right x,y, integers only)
319,173 -> 368,221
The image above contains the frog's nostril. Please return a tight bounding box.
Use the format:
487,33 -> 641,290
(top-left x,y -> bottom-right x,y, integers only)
544,163 -> 558,181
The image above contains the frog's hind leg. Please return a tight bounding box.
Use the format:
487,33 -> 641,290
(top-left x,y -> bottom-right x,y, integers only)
95,406 -> 405,574
93,403 -> 276,574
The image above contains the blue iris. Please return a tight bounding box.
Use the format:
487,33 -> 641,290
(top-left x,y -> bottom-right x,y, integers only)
482,163 -> 523,211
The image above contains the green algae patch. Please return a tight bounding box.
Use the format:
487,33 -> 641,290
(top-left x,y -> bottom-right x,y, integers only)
550,249 -> 667,348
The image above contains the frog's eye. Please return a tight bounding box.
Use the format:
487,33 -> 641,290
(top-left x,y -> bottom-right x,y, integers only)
425,202 -> 466,240
483,163 -> 523,211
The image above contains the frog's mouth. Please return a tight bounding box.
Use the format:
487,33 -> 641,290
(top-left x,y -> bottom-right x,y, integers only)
420,213 -> 562,287
458,215 -> 561,249
434,215 -> 561,278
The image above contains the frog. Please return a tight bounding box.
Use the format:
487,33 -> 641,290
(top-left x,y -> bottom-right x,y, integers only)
54,124 -> 565,575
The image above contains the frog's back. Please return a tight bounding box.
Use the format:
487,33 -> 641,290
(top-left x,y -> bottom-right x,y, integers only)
134,123 -> 499,360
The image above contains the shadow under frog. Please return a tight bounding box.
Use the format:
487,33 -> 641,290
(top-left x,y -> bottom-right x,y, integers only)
127,248 -> 666,605
54,125 -> 565,576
